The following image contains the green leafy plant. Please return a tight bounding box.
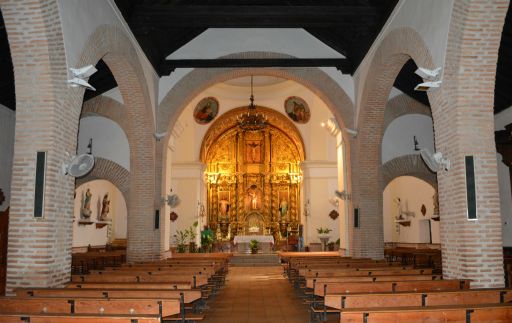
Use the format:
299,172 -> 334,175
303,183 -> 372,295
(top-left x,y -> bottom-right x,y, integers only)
173,230 -> 189,253
249,239 -> 259,254
316,227 -> 332,234
187,221 -> 199,252
200,227 -> 215,253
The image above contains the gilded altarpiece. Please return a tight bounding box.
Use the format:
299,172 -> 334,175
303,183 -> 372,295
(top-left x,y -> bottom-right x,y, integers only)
202,107 -> 304,242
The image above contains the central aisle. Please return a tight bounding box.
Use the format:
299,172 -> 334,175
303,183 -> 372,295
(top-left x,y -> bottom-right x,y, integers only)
204,266 -> 309,323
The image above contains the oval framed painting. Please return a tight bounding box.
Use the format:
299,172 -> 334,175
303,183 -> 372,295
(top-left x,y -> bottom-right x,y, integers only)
284,96 -> 311,124
194,97 -> 219,125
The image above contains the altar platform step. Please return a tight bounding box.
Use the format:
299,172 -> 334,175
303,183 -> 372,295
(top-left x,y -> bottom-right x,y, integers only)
230,254 -> 281,267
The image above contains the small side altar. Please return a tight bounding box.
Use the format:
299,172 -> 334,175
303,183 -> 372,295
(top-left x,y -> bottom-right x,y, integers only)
233,235 -> 274,254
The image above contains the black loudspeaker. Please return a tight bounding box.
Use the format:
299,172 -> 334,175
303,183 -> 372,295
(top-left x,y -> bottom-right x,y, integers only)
354,208 -> 360,228
465,155 -> 477,220
154,210 -> 160,229
34,151 -> 46,218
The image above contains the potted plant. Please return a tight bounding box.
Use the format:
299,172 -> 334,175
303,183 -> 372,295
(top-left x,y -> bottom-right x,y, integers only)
187,221 -> 198,253
173,230 -> 189,253
317,227 -> 332,251
249,239 -> 259,254
200,226 -> 215,253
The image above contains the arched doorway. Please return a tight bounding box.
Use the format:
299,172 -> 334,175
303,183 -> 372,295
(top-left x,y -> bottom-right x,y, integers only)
200,106 -> 305,246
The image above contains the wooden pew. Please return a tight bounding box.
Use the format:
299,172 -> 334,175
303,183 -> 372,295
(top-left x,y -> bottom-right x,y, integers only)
16,288 -> 202,304
337,303 -> 512,323
71,274 -> 208,288
314,279 -> 470,297
0,313 -> 160,323
0,297 -> 180,318
67,283 -> 191,290
324,288 -> 512,310
306,275 -> 442,289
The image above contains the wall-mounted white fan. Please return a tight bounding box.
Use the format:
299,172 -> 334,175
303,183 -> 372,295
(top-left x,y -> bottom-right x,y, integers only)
420,148 -> 450,172
165,194 -> 181,208
62,153 -> 95,177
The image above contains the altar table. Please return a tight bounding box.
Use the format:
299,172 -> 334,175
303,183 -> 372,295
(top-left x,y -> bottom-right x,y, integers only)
233,235 -> 274,253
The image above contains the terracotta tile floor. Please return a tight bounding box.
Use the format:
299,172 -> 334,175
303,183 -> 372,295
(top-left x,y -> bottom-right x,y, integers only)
203,266 -> 311,323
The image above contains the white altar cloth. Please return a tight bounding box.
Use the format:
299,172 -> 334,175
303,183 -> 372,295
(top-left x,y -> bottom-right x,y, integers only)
233,235 -> 274,245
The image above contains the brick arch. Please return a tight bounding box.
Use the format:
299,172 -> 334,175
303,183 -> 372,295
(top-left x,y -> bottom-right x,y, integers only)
384,94 -> 432,132
158,52 -> 354,135
69,25 -> 158,261
351,27 -> 436,258
75,157 -> 130,202
381,154 -> 437,190
81,96 -> 129,136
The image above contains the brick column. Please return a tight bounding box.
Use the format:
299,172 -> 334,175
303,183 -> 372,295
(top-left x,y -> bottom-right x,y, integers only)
432,0 -> 507,288
1,0 -> 78,291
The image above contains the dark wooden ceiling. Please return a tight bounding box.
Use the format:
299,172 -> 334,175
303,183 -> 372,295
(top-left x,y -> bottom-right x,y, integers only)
113,0 -> 398,77
1,2 -> 511,114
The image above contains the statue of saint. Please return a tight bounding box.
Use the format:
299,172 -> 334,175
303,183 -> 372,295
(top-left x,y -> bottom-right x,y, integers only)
100,193 -> 110,221
219,199 -> 230,219
279,199 -> 288,219
249,191 -> 257,209
82,188 -> 92,219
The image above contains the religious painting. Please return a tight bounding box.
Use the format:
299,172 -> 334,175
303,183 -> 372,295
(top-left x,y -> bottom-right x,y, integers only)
278,191 -> 289,220
284,96 -> 311,123
245,140 -> 262,163
194,97 -> 219,124
218,191 -> 230,220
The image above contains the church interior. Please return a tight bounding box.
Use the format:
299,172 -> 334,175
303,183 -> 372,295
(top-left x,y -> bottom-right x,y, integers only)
1,0 -> 512,322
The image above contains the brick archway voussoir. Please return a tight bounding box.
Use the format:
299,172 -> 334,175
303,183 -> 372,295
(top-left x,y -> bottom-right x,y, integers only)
384,94 -> 432,132
381,154 -> 437,190
75,157 -> 130,202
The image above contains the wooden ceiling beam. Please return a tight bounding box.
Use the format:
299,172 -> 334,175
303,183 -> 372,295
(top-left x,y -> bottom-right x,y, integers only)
160,58 -> 352,75
131,5 -> 377,28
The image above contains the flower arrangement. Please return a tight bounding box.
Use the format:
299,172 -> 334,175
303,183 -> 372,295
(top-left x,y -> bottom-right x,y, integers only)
316,227 -> 332,234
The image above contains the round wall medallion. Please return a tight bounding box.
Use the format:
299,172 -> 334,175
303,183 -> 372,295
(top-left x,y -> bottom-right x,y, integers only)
284,96 -> 311,124
194,97 -> 219,124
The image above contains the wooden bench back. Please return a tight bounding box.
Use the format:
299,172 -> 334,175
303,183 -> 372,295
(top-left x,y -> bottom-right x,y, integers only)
306,275 -> 442,289
339,303 -> 512,323
16,288 -> 202,304
0,313 -> 160,323
325,289 -> 512,309
315,279 -> 470,296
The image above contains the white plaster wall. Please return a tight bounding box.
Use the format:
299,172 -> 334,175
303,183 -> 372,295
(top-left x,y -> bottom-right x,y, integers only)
495,107 -> 512,246
167,163 -> 204,247
172,79 -> 337,163
73,180 -> 127,247
77,116 -> 130,171
302,162 -> 340,245
0,104 -> 15,212
354,0 -> 454,124
159,28 -> 355,105
169,79 -> 340,248
383,176 -> 439,244
57,0 -> 157,116
382,114 -> 435,164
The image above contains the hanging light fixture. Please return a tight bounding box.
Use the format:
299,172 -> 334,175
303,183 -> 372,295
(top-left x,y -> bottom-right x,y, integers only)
237,75 -> 268,131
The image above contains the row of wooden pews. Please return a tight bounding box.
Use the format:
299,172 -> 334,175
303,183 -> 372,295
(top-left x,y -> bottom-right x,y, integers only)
71,249 -> 127,275
0,253 -> 232,323
279,251 -> 512,322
